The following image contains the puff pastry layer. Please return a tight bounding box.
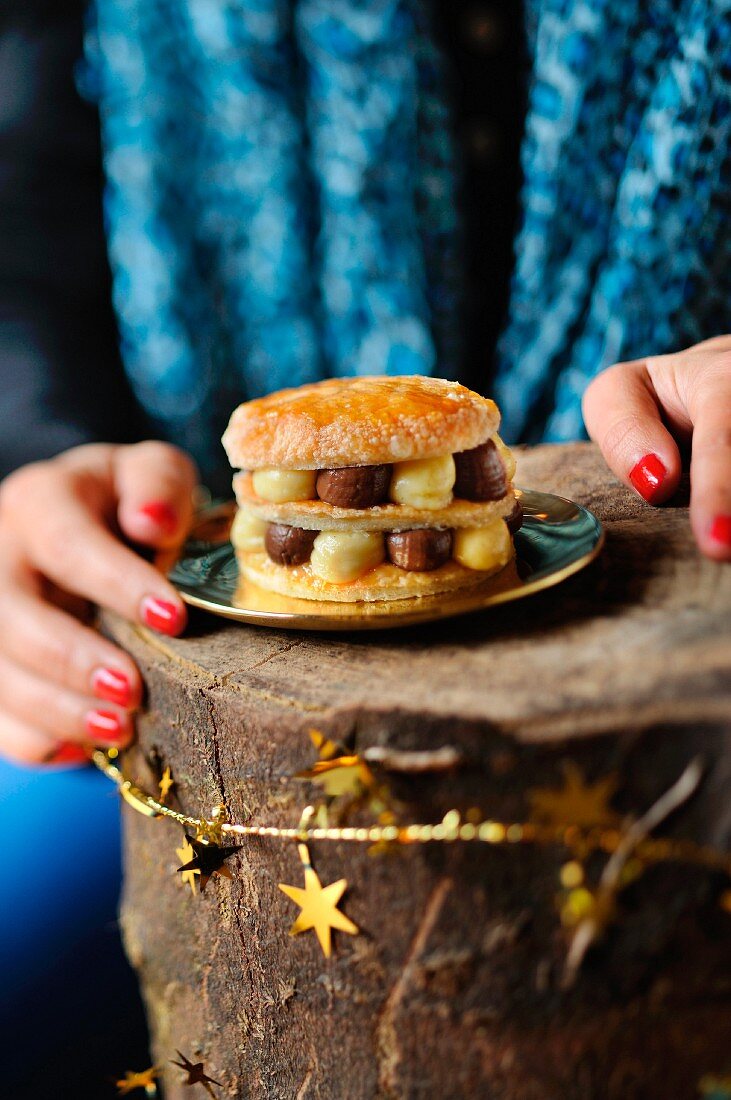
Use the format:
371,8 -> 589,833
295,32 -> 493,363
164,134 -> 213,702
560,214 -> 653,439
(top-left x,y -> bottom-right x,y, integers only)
233,472 -> 517,532
238,549 -> 513,603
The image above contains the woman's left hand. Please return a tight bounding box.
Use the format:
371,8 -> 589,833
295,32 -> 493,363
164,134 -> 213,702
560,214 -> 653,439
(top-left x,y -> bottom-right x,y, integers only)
583,336 -> 731,561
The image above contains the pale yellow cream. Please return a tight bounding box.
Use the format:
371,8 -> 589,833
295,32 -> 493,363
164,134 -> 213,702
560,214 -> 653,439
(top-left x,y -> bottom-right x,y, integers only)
230,508 -> 268,552
251,467 -> 317,503
250,440 -> 515,509
309,530 -> 386,583
388,454 -> 456,510
452,520 -> 511,571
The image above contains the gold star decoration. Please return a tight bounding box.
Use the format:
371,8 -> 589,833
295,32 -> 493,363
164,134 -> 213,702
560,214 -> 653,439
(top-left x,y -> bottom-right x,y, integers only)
158,766 -> 174,803
528,762 -> 620,828
294,726 -> 378,805
278,842 -> 359,957
170,1052 -> 222,1097
308,727 -> 342,760
176,835 -> 239,892
296,754 -> 374,799
196,803 -> 229,846
176,837 -> 200,895
115,1066 -> 159,1096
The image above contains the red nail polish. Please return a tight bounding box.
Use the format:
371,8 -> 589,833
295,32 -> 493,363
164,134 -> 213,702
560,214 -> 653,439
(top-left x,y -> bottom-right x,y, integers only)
85,709 -> 125,743
48,742 -> 90,766
709,515 -> 731,546
91,666 -> 132,707
141,595 -> 185,635
629,453 -> 667,504
139,501 -> 178,534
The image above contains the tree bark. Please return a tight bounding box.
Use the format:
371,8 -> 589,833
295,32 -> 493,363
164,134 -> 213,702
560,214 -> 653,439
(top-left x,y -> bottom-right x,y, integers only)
108,443 -> 731,1100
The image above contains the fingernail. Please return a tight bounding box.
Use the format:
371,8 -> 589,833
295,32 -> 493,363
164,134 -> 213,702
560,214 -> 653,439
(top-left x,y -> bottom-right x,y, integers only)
48,742 -> 90,766
91,666 -> 132,708
85,708 -> 126,744
629,453 -> 667,504
141,595 -> 185,635
139,501 -> 178,535
708,514 -> 731,547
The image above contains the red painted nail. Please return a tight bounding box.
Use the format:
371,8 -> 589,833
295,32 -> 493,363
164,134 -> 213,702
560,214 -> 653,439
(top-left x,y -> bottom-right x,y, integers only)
141,595 -> 185,635
139,501 -> 178,535
91,666 -> 132,708
48,742 -> 90,766
629,453 -> 667,504
708,515 -> 731,547
85,708 -> 126,743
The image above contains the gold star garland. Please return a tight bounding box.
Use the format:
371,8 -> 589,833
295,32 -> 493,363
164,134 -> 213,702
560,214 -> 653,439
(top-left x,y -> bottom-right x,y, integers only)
176,834 -> 238,893
158,766 -> 174,803
116,1066 -> 159,1096
296,754 -> 373,801
279,839 -> 359,957
92,746 -> 731,972
92,747 -> 728,872
528,762 -> 620,829
116,1054 -> 221,1097
176,838 -> 200,895
170,1051 -> 222,1097
295,728 -> 392,827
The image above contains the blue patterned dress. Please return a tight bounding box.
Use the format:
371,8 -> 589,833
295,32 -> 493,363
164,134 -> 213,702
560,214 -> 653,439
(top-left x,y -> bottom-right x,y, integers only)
83,0 -> 731,480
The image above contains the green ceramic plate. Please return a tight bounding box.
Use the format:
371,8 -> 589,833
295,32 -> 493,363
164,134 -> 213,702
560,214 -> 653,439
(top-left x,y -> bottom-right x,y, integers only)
167,490 -> 604,631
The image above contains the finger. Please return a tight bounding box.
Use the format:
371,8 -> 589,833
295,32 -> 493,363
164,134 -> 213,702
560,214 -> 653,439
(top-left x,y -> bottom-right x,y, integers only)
687,365 -> 731,561
9,466 -> 187,635
582,360 -> 682,504
0,653 -> 134,748
0,574 -> 143,707
0,723 -> 88,767
0,711 -> 55,766
115,441 -> 198,549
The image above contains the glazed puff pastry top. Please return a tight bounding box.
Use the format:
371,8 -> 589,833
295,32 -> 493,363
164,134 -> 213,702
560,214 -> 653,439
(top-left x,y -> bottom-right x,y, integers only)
222,376 -> 500,470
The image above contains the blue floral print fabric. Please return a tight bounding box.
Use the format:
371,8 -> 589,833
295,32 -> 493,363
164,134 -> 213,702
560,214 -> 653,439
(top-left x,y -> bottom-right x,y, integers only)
85,0 -> 731,479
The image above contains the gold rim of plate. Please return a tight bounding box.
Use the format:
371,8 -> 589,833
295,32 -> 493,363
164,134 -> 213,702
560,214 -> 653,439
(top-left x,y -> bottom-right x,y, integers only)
167,489 -> 604,631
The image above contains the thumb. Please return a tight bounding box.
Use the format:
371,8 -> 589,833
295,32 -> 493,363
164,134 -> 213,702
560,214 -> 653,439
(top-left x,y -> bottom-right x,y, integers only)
582,360 -> 682,504
114,441 -> 199,549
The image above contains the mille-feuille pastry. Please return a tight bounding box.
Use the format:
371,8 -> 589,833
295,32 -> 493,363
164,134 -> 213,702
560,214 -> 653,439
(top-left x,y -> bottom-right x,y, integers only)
222,376 -> 522,603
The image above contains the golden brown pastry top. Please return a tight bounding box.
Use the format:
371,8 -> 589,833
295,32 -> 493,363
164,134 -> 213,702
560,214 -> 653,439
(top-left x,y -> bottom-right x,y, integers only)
222,376 -> 500,470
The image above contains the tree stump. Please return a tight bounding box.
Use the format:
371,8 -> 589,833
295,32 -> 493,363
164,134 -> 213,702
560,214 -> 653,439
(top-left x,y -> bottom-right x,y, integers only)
108,443 -> 731,1100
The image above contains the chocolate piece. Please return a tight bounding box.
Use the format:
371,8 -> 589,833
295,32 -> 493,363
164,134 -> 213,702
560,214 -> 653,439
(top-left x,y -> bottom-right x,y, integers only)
453,440 -> 507,501
316,465 -> 391,509
386,528 -> 453,572
505,499 -> 523,535
264,523 -> 318,566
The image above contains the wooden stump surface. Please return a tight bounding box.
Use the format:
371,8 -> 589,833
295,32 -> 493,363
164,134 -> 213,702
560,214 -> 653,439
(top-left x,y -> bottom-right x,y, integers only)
109,443 -> 731,1100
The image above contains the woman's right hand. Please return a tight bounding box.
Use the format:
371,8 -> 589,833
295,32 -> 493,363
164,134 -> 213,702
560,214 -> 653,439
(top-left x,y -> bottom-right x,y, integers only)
0,441 -> 198,765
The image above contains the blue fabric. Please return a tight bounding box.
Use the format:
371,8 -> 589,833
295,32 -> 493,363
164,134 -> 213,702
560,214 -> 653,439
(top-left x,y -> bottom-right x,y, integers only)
83,0 -> 460,482
0,757 -> 122,1000
496,0 -> 731,443
0,762 -> 150,1096
83,0 -> 731,478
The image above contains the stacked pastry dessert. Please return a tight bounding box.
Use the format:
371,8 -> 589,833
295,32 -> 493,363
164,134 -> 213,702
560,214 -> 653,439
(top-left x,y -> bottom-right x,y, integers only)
222,376 -> 521,602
